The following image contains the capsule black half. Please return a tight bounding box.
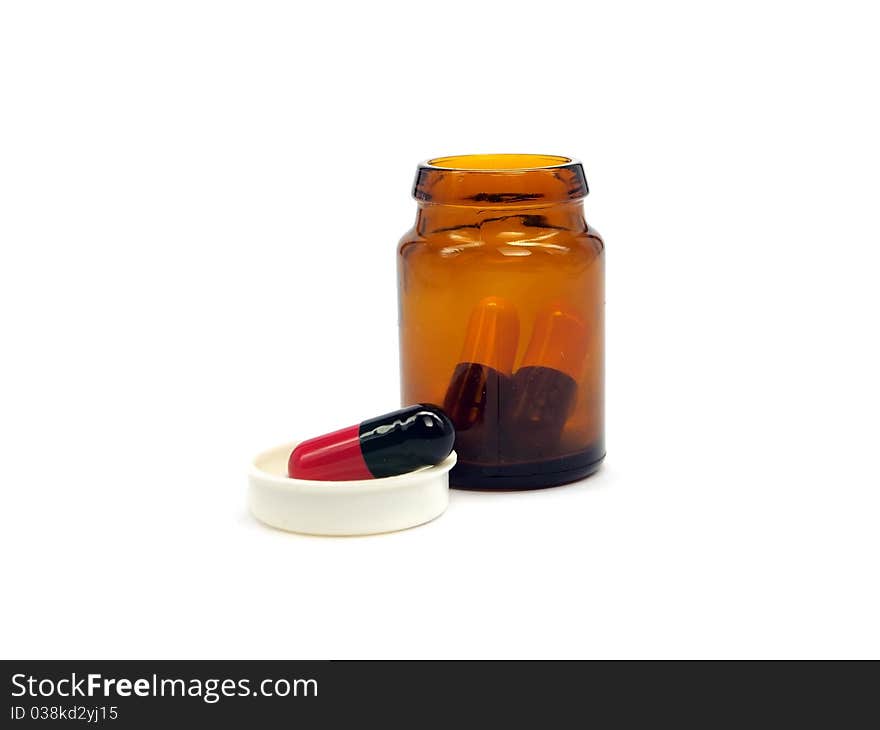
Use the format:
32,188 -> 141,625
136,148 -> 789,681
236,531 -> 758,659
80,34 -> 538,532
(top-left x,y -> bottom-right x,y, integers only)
287,404 -> 456,481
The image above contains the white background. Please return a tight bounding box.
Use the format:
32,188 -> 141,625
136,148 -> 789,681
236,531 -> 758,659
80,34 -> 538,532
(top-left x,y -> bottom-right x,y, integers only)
2,1 -> 878,659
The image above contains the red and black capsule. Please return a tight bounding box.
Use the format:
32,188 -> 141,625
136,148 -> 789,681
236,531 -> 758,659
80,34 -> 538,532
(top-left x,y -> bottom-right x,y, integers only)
287,404 -> 455,481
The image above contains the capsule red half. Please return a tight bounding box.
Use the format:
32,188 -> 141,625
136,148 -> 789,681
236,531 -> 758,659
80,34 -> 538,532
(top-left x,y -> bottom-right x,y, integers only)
287,404 -> 455,481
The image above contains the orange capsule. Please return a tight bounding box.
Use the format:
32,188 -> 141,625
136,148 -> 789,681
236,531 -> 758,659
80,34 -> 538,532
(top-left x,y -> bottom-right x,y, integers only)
442,296 -> 519,462
519,303 -> 589,381
505,303 -> 589,459
452,296 -> 520,377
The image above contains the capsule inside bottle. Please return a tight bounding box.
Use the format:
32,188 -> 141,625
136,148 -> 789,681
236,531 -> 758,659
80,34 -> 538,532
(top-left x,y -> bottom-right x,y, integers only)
287,404 -> 455,481
442,296 -> 519,463
505,302 -> 589,460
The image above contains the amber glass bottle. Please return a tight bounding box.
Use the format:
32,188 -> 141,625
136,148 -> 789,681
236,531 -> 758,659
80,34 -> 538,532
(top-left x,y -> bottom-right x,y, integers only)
397,154 -> 604,489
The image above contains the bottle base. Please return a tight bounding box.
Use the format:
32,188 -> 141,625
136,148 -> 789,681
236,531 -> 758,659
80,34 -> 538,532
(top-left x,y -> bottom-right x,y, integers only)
450,447 -> 605,490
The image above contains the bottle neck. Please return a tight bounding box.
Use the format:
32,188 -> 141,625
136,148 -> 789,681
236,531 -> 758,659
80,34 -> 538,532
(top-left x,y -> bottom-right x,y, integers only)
414,200 -> 588,236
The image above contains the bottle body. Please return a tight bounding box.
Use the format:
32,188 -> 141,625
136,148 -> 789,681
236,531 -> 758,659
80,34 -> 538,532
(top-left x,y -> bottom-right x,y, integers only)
397,155 -> 604,489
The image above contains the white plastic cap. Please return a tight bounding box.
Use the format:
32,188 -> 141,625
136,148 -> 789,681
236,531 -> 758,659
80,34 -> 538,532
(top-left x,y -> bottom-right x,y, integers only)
248,441 -> 455,536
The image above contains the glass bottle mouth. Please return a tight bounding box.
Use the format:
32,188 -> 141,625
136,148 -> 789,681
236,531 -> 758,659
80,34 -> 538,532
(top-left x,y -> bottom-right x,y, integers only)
414,153 -> 588,206
424,154 -> 576,172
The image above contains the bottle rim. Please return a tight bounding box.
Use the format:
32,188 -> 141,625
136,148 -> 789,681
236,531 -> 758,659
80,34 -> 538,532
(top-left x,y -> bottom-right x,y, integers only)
421,153 -> 578,173
413,154 -> 588,205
